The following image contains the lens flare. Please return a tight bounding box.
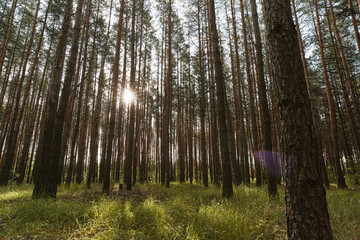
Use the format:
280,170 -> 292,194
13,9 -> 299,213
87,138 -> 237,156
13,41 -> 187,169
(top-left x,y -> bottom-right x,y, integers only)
253,151 -> 288,177
122,88 -> 135,105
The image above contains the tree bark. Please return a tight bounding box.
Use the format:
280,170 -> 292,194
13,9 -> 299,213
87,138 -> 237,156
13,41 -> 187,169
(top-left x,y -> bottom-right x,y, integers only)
0,0 -> 41,186
197,0 -> 208,188
314,0 -> 347,189
163,0 -> 172,188
0,0 -> 18,78
291,0 -> 329,187
187,69 -> 194,184
33,0 -> 73,198
124,0 -> 137,191
327,0 -> 360,132
208,0 -> 233,198
324,3 -> 360,164
229,0 -> 247,185
88,0 -> 113,188
250,0 -> 277,197
77,7 -> 96,185
263,0 -> 334,238
16,29 -> 51,184
239,0 -> 258,186
52,0 -> 85,187
103,0 -> 125,195
348,0 -> 360,53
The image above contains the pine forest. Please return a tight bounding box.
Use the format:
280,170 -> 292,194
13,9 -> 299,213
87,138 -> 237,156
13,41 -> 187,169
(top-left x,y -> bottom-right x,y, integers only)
0,0 -> 359,239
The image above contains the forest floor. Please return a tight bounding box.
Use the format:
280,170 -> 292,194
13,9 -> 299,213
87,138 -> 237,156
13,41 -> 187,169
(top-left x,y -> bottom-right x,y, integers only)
0,181 -> 359,240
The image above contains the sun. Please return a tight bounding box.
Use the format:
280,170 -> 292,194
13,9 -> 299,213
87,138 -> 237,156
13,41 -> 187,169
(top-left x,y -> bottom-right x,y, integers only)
122,88 -> 135,105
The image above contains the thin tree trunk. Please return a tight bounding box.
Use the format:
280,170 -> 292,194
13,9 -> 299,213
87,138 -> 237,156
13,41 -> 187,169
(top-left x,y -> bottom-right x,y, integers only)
314,0 -> 347,189
163,0 -> 172,188
0,18 -> 24,110
208,0 -> 233,198
327,0 -> 360,130
124,0 -> 137,191
16,32 -> 51,184
250,0 -> 277,197
197,0 -> 208,188
229,0 -> 247,185
77,8 -> 97,185
0,0 -> 42,185
324,4 -> 360,163
291,0 -> 329,187
178,63 -> 185,183
103,0 -> 125,195
52,0 -> 85,187
239,0 -> 257,186
88,0 -> 113,188
0,0 -> 18,78
348,0 -> 360,52
187,69 -> 193,184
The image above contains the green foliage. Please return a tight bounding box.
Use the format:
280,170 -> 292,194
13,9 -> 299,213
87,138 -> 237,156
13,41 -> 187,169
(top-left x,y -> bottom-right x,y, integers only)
0,183 -> 359,239
345,159 -> 360,186
327,166 -> 337,183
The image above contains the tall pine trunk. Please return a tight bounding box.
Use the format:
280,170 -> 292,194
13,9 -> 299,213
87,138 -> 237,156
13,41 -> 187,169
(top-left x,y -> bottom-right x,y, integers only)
208,0 -> 233,198
197,0 -> 208,188
249,0 -> 277,197
263,0 -> 333,238
314,0 -> 346,189
52,0 -> 85,187
124,0 -> 137,191
239,0 -> 257,186
33,0 -> 73,198
103,0 -> 125,195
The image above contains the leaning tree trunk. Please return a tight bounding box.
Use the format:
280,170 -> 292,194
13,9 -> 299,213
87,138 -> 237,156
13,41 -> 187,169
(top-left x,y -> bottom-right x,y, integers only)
347,0 -> 360,52
0,0 -> 18,78
291,0 -> 329,187
16,17 -> 51,184
0,0 -> 41,186
327,0 -> 360,132
324,3 -> 360,165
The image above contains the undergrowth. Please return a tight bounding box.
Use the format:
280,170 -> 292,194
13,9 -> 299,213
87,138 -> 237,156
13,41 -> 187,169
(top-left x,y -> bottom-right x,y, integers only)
0,182 -> 359,239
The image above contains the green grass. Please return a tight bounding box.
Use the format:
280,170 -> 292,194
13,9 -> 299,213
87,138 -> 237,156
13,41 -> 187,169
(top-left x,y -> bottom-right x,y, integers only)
0,182 -> 359,239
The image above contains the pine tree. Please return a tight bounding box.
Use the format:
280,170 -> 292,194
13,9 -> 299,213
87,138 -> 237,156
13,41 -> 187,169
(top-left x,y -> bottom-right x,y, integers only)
263,0 -> 334,238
